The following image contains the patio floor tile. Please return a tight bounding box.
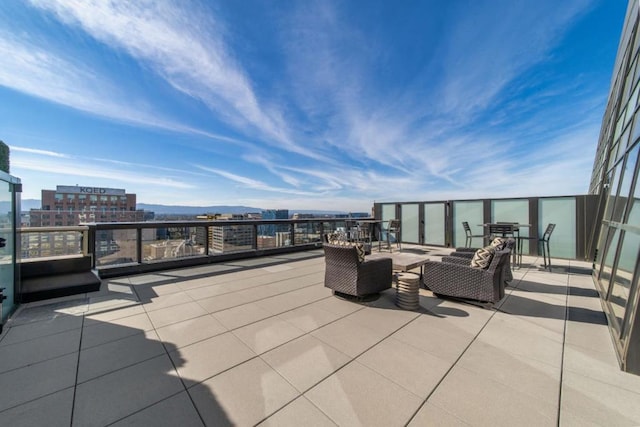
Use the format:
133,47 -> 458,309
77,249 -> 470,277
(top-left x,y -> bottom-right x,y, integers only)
456,340 -> 560,406
261,334 -> 352,392
141,292 -> 195,312
73,354 -> 184,427
232,317 -> 306,354
357,336 -> 452,399
560,369 -> 640,426
146,301 -> 208,328
408,402 -> 471,426
111,391 -> 204,427
0,387 -> 74,427
169,331 -> 256,385
428,364 -> 557,426
0,353 -> 78,412
310,317 -> 389,358
0,313 -> 82,346
0,328 -> 81,373
188,357 -> 299,426
78,330 -> 165,383
155,314 -> 228,348
276,303 -> 342,332
212,302 -> 274,330
81,312 -> 154,349
258,396 -> 337,427
305,360 -> 423,427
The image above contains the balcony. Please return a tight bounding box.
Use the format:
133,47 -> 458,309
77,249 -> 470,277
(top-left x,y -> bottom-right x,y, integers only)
1,245 -> 639,425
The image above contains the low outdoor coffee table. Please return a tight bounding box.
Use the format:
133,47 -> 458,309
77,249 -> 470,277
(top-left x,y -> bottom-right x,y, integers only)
368,252 -> 429,310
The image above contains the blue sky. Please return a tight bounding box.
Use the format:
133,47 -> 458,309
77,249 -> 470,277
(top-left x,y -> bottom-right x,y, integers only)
0,0 -> 628,211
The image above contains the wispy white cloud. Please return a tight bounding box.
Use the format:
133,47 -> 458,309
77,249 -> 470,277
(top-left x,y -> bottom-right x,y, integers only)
26,0 -> 321,159
194,165 -> 317,196
0,31 -> 252,147
9,146 -> 68,158
10,147 -> 196,190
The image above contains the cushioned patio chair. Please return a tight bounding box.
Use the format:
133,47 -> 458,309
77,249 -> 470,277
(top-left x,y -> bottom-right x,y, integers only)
422,249 -> 511,304
323,243 -> 393,298
444,237 -> 515,283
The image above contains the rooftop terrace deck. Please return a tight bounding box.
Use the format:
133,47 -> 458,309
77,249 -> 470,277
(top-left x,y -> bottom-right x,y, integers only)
1,247 -> 639,426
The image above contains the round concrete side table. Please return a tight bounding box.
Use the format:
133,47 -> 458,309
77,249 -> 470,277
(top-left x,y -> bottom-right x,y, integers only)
395,272 -> 420,310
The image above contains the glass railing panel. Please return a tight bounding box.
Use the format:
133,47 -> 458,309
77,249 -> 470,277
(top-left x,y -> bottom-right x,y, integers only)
424,203 -> 445,246
143,226 -> 206,262
96,228 -> 137,267
209,224 -> 255,254
256,223 -> 290,249
452,200 -> 484,248
0,178 -> 14,323
294,222 -> 322,245
539,197 -> 576,259
20,230 -> 84,259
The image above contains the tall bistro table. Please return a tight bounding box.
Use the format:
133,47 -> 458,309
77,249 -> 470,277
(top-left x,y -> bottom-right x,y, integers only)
479,223 -> 532,267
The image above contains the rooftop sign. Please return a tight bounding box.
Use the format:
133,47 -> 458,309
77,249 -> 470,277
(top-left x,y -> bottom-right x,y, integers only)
56,185 -> 126,196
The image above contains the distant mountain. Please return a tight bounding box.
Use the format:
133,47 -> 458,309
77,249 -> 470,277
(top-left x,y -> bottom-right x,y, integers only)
1,199 -> 350,217
137,203 -> 350,216
137,203 -> 263,215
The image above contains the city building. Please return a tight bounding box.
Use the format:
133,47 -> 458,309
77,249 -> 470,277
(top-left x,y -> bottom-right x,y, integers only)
196,213 -> 254,253
589,0 -> 640,375
25,185 -> 147,259
261,209 -> 289,237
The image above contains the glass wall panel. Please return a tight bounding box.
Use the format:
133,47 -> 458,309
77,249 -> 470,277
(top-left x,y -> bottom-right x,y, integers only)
401,204 -> 419,244
452,201 -> 483,248
604,163 -> 623,221
381,204 -> 396,223
381,204 -> 396,242
600,227 -> 622,292
610,231 -> 640,330
424,203 -> 445,246
539,197 -> 577,259
613,144 -> 640,222
0,180 -> 13,323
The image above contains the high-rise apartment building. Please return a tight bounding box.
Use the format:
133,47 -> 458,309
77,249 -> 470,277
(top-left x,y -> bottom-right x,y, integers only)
590,0 -> 640,374
196,213 -> 254,253
26,185 -> 147,259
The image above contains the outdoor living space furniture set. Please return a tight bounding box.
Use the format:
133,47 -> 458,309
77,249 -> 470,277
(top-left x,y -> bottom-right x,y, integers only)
322,224 -> 515,307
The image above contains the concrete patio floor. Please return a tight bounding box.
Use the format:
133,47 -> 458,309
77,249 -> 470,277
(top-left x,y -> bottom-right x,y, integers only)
1,247 -> 639,426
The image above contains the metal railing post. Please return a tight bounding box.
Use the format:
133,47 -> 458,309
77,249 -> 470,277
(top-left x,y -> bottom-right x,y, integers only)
136,227 -> 142,264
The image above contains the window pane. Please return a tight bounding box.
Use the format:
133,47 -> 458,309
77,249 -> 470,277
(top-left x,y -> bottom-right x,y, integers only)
600,228 -> 622,293
610,230 -> 640,330
613,144 -> 640,222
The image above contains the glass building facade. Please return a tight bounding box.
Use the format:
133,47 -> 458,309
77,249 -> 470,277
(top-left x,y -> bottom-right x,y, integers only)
590,0 -> 640,375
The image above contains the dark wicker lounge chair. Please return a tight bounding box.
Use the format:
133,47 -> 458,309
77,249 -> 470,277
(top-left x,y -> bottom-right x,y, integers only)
444,238 -> 516,283
323,243 -> 393,298
422,249 -> 511,304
